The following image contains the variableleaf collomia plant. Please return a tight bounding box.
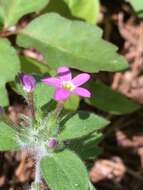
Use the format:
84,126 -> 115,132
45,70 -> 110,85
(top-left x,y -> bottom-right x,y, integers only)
0,0 -> 140,190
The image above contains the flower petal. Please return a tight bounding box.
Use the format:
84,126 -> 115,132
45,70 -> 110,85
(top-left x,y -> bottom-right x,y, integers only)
73,87 -> 91,97
54,88 -> 70,101
41,77 -> 60,87
72,73 -> 90,87
57,66 -> 72,81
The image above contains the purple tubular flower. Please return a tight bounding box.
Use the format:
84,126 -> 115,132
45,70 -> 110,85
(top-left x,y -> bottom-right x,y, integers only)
41,66 -> 91,101
19,73 -> 36,93
48,138 -> 57,148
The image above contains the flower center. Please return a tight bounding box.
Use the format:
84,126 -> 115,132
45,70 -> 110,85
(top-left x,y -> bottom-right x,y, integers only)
62,81 -> 75,91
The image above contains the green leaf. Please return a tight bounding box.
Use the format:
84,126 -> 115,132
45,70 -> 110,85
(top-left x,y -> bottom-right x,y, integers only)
0,38 -> 20,106
41,150 -> 89,190
86,80 -> 140,115
17,13 -> 128,73
0,0 -> 50,27
43,0 -> 72,18
0,7 -> 3,26
64,94 -> 80,111
34,82 -> 53,109
69,132 -> 103,159
0,122 -> 19,150
128,0 -> 143,13
64,0 -> 100,24
58,111 -> 109,140
0,85 -> 9,107
20,56 -> 50,74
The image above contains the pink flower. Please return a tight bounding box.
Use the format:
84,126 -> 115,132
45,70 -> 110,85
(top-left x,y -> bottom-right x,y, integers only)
41,66 -> 91,101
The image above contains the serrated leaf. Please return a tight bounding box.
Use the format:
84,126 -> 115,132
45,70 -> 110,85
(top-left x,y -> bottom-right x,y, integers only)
58,111 -> 109,140
0,122 -> 19,150
34,82 -> 53,109
0,38 -> 20,106
86,80 -> 140,115
41,150 -> 89,190
64,0 -> 100,24
0,0 -> 50,27
17,13 -> 128,73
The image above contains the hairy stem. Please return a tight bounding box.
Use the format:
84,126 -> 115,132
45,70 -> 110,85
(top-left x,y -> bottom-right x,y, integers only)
35,159 -> 41,185
27,92 -> 35,120
45,101 -> 65,137
31,157 -> 41,190
53,101 -> 65,119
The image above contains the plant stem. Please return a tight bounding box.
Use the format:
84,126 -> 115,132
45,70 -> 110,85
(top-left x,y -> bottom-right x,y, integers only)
35,159 -> 41,185
53,101 -> 64,119
27,92 -> 35,120
45,101 -> 65,137
31,156 -> 41,190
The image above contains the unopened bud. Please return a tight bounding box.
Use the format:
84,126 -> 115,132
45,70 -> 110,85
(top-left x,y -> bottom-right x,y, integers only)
48,138 -> 57,148
19,73 -> 36,93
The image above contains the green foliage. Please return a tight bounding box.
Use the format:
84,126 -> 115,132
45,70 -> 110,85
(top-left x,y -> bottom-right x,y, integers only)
0,122 -> 19,150
0,86 -> 8,107
0,0 -> 50,27
58,111 -> 109,140
64,94 -> 80,111
0,1 -> 137,189
69,132 -> 103,159
43,0 -> 72,18
20,56 -> 50,74
41,150 -> 89,190
17,13 -> 128,73
86,80 -> 140,115
64,0 -> 100,24
128,0 -> 143,15
34,82 -> 54,109
0,38 -> 20,106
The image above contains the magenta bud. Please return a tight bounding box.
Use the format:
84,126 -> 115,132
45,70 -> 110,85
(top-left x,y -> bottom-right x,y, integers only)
48,138 -> 57,148
19,73 -> 36,93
